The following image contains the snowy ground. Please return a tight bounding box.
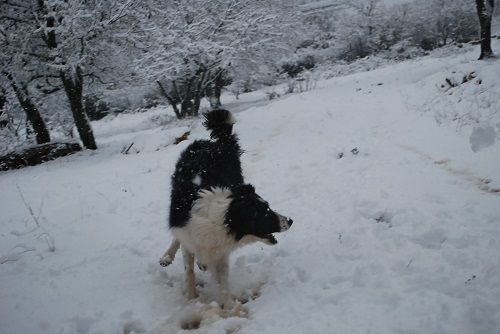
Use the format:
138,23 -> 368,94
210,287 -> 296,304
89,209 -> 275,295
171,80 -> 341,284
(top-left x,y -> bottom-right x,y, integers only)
1,41 -> 500,334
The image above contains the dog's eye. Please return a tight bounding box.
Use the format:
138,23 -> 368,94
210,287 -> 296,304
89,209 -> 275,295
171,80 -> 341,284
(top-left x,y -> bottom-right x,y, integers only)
262,207 -> 272,217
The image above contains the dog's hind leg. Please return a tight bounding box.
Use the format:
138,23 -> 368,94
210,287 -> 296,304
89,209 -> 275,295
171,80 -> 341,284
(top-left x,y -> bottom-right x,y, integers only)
182,247 -> 198,299
213,256 -> 232,309
159,238 -> 180,267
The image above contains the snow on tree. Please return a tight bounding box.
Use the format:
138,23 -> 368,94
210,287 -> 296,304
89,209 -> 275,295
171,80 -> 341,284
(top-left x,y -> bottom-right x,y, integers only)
1,0 -> 138,150
0,2 -> 52,146
0,0 -> 489,154
132,0 -> 303,118
299,0 -> 478,61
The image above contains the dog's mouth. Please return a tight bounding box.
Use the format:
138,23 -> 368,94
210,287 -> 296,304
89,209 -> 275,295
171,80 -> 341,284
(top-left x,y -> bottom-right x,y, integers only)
263,234 -> 277,245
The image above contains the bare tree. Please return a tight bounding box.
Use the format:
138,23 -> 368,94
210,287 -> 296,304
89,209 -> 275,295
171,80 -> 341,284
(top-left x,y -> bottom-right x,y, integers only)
136,0 -> 301,118
1,0 -> 138,150
475,0 -> 496,59
32,1 -> 99,149
0,2 -> 52,145
2,72 -> 51,144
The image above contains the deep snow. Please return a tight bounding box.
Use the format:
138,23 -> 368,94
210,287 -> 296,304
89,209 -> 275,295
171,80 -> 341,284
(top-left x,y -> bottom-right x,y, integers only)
1,41 -> 500,334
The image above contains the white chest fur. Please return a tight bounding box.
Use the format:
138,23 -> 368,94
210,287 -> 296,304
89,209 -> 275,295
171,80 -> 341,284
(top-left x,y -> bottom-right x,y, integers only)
171,188 -> 238,265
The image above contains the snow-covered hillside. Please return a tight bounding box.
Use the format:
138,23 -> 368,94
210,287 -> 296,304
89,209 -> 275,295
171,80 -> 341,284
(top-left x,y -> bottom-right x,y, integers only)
1,42 -> 499,334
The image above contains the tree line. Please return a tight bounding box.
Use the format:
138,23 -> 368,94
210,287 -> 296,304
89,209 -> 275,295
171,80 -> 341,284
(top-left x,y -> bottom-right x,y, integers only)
0,0 -> 496,152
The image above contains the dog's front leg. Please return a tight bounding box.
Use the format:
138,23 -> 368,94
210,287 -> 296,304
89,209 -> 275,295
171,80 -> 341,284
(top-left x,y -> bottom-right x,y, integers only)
159,238 -> 180,267
214,256 -> 232,309
182,247 -> 198,299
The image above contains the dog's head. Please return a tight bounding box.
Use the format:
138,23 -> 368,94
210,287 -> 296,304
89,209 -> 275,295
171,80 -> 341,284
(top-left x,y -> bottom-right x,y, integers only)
226,184 -> 293,245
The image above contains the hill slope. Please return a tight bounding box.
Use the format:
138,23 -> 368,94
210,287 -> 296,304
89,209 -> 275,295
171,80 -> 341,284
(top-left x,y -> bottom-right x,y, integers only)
1,42 -> 499,334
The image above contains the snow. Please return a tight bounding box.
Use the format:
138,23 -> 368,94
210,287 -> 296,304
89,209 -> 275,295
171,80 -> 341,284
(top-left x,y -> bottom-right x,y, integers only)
1,41 -> 500,334
470,124 -> 496,152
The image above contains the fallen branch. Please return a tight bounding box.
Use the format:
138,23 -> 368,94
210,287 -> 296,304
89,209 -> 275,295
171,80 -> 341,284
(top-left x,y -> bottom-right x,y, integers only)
121,142 -> 134,154
17,184 -> 55,252
0,246 -> 36,264
0,142 -> 82,171
174,131 -> 190,145
16,184 -> 40,228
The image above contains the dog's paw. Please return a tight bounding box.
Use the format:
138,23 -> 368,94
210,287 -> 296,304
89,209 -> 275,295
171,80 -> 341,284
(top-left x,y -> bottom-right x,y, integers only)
219,293 -> 236,310
223,301 -> 248,318
197,261 -> 207,271
183,288 -> 199,300
159,255 -> 173,267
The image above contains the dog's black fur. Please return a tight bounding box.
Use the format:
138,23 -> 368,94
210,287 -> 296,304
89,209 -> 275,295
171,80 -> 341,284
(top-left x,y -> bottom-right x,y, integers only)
169,109 -> 292,243
169,109 -> 243,229
225,184 -> 285,243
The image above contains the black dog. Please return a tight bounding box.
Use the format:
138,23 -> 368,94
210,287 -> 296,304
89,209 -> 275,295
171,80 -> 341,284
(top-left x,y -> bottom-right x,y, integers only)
159,109 -> 293,307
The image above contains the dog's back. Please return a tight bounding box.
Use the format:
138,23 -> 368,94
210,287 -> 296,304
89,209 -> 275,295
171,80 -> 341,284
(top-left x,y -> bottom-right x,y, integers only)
169,109 -> 243,229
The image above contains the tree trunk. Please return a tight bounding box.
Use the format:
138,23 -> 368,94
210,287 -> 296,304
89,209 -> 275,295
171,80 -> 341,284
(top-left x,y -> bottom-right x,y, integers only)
0,89 -> 8,128
60,66 -> 97,150
475,0 -> 495,59
157,81 -> 182,119
36,2 -> 96,149
207,69 -> 227,108
4,73 -> 51,144
211,72 -> 224,108
181,77 -> 195,117
0,89 -> 5,111
192,71 -> 208,116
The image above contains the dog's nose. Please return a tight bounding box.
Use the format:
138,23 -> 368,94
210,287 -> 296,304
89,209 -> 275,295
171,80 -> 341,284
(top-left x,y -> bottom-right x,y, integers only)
278,214 -> 293,231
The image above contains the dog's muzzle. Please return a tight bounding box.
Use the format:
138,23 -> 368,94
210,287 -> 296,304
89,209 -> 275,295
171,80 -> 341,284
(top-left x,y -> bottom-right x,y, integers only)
278,214 -> 293,232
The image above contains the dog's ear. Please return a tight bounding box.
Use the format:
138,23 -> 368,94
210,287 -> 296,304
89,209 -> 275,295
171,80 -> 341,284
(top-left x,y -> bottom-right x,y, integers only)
231,184 -> 255,198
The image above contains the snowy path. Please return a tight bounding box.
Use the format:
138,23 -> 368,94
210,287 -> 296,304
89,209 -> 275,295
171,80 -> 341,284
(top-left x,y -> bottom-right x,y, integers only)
233,62 -> 500,334
1,46 -> 500,334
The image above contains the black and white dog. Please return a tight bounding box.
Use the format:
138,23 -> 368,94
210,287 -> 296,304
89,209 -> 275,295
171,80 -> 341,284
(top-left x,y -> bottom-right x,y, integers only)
159,109 -> 293,307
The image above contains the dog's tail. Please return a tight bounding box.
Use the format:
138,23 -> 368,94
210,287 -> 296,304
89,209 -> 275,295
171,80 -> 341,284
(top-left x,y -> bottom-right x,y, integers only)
203,109 -> 236,143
